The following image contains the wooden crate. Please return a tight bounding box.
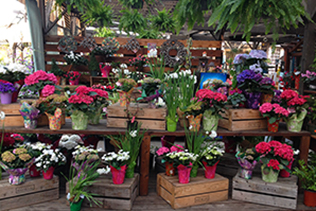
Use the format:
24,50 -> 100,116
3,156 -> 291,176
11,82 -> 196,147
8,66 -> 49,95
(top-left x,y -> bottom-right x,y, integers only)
218,108 -> 267,131
107,103 -> 166,130
232,174 -> 298,209
157,171 -> 229,209
0,103 -> 65,127
0,174 -> 59,211
66,173 -> 139,210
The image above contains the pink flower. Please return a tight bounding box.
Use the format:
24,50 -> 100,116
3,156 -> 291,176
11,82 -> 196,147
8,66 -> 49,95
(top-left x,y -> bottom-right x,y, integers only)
170,144 -> 184,152
255,142 -> 271,154
259,103 -> 273,114
267,159 -> 280,170
156,147 -> 170,156
41,85 -> 55,97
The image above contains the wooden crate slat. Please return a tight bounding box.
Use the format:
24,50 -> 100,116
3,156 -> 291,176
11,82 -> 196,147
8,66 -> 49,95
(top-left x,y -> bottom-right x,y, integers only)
222,108 -> 263,120
107,118 -> 166,130
0,103 -> 21,115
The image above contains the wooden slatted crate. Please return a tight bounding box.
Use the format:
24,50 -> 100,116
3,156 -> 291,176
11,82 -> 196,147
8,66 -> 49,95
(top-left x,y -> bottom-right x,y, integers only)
107,103 -> 166,130
232,174 -> 298,209
66,173 -> 139,210
0,174 -> 59,211
218,108 -> 267,131
157,171 -> 229,209
0,103 -> 65,127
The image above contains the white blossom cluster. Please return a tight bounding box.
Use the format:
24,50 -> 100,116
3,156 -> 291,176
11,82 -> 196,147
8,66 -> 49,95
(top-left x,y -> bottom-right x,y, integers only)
35,147 -> 66,170
59,134 -> 84,150
156,97 -> 166,107
129,130 -> 137,138
72,145 -> 100,157
166,150 -> 198,162
96,166 -> 111,175
205,130 -> 218,139
112,63 -> 130,76
4,63 -> 29,73
201,141 -> 225,160
165,70 -> 197,84
102,150 -> 130,163
28,142 -> 48,151
64,51 -> 86,65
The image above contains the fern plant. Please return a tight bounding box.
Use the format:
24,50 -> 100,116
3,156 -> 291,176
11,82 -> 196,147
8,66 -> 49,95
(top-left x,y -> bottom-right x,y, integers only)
119,9 -> 147,35
293,160 -> 316,191
81,1 -> 114,27
150,8 -> 176,33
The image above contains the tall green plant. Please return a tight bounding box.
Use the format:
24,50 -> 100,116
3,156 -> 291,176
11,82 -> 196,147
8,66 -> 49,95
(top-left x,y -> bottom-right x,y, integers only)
163,77 -> 180,121
150,8 -> 176,33
147,58 -> 166,80
293,160 -> 316,191
185,128 -> 208,166
119,9 -> 147,35
178,70 -> 196,111
81,2 -> 114,27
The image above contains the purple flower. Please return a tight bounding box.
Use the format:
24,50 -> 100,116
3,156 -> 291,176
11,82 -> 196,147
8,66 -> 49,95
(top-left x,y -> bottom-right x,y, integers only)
259,77 -> 273,85
272,90 -> 281,103
233,54 -> 251,64
237,69 -> 262,83
0,82 -> 17,93
249,50 -> 267,59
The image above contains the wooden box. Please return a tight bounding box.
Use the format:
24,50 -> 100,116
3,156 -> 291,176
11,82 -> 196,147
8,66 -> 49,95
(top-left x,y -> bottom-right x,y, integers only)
66,173 -> 139,210
218,108 -> 267,131
157,171 -> 229,209
0,103 -> 65,127
107,103 -> 167,130
232,174 -> 298,209
0,175 -> 59,211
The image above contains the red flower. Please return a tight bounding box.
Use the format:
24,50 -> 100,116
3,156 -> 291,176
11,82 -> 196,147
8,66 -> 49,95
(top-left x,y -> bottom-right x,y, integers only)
25,70 -> 57,85
267,159 -> 280,170
41,85 -> 55,97
280,90 -> 298,100
75,86 -> 92,95
0,133 -> 15,147
287,96 -> 306,107
268,140 -> 282,148
255,142 -> 271,154
91,89 -> 108,98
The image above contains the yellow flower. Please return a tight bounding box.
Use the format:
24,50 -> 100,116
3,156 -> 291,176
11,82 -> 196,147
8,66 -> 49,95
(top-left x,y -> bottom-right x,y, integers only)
14,148 -> 27,155
1,151 -> 16,163
19,153 -> 32,162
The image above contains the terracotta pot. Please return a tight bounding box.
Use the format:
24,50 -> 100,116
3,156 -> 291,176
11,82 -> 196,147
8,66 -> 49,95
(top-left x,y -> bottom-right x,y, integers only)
304,190 -> 316,207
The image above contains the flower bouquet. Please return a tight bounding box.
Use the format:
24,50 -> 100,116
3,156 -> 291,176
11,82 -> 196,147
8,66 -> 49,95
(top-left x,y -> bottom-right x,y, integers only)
24,70 -> 58,97
129,54 -> 148,71
227,88 -> 246,108
0,82 -> 17,104
156,144 -> 184,176
115,78 -> 137,107
259,103 -> 289,132
34,145 -> 66,180
235,148 -> 260,179
255,140 -> 294,182
165,150 -> 198,184
102,150 -> 130,184
195,89 -> 227,131
280,90 -> 309,132
259,77 -> 276,103
19,102 -> 40,129
0,147 -> 34,185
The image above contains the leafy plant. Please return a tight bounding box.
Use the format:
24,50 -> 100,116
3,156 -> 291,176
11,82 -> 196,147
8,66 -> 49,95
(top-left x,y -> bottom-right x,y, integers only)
150,8 -> 176,33
227,88 -> 246,108
93,27 -> 115,37
55,0 -> 102,15
49,59 -> 65,77
118,0 -> 153,9
162,77 -> 180,121
88,54 -> 99,73
137,29 -> 162,39
147,58 -> 166,80
293,160 -> 316,191
81,2 -> 114,27
119,9 -> 147,35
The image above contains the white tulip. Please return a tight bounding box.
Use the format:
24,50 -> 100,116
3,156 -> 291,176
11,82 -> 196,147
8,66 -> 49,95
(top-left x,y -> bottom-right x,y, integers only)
0,111 -> 5,120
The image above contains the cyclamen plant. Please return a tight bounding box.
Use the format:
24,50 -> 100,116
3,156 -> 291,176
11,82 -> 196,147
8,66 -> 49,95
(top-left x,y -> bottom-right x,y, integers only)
156,144 -> 184,163
0,82 -> 17,93
129,54 -> 148,70
301,70 -> 316,83
259,103 -> 289,124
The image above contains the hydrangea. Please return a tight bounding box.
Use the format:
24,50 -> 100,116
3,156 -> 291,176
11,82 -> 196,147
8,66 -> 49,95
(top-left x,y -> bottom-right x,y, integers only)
249,50 -> 267,59
233,54 -> 251,64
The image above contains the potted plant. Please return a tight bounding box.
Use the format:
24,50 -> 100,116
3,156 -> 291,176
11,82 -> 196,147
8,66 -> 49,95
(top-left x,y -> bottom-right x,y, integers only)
138,77 -> 162,107
259,77 -> 276,104
49,58 -> 65,85
301,70 -> 316,90
129,54 -> 148,71
259,103 -> 289,132
88,54 -> 99,77
91,37 -> 120,57
156,144 -> 184,176
24,70 -> 58,97
65,71 -> 81,85
0,146 -> 34,185
293,160 -> 316,207
19,101 -> 40,129
115,78 -> 137,107
183,98 -> 204,131
255,140 -> 294,183
118,0 -> 152,9
227,88 -> 246,108
87,85 -> 109,125
306,95 -> 316,135
26,142 -> 47,177
63,51 -> 88,68
235,147 -> 260,179
0,82 -> 16,104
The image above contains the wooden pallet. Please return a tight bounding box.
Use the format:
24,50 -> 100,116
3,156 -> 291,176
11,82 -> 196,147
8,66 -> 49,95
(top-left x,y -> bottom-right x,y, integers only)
218,108 -> 267,131
157,171 -> 229,209
66,173 -> 139,210
107,103 -> 167,130
0,103 -> 66,127
0,174 -> 59,211
232,174 -> 298,209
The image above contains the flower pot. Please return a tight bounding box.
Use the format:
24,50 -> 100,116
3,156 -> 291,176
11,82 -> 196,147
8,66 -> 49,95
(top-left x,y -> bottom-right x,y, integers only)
11,79 -> 24,103
69,78 -> 79,85
88,107 -> 102,125
7,168 -> 28,185
261,93 -> 273,104
280,158 -> 294,178
267,118 -> 280,132
177,164 -> 191,184
202,160 -> 219,179
166,117 -> 178,132
125,164 -> 135,178
285,108 -> 307,132
100,65 -> 111,77
187,113 -> 203,132
42,166 -> 55,180
165,161 -> 175,176
24,119 -> 38,129
261,164 -> 279,183
29,164 -> 41,177
71,110 -> 88,130
56,76 -> 61,85
161,136 -> 176,148
245,92 -> 261,109
118,88 -> 134,107
110,165 -> 127,184
303,190 -> 316,207
46,112 -> 62,130
70,198 -> 84,211
190,164 -> 199,178
202,110 -> 219,131
0,92 -> 13,104
177,108 -> 188,128
236,157 -> 257,179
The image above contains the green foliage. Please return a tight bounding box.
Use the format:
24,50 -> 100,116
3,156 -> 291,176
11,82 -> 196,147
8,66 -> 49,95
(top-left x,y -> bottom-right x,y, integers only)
162,77 -> 180,120
147,58 -> 166,80
81,2 -> 114,27
55,0 -> 102,15
118,0 -> 153,9
88,54 -> 99,72
293,160 -> 316,191
227,91 -> 246,108
49,59 -> 65,77
137,29 -> 162,39
150,8 -> 176,33
93,27 -> 115,37
119,9 -> 147,35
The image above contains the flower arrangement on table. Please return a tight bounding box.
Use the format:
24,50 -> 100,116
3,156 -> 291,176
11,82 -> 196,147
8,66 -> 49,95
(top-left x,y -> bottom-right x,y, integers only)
227,88 -> 246,108
0,147 -> 34,185
63,51 -> 88,67
156,144 -> 184,176
259,103 -> 289,132
195,88 -> 227,131
0,82 -> 17,104
101,150 -> 130,184
24,70 -> 59,96
280,89 -> 309,132
91,37 -> 120,56
255,140 -> 294,183
34,145 -> 66,180
64,71 -> 81,85
236,69 -> 262,109
235,147 -> 260,179
129,54 -> 148,71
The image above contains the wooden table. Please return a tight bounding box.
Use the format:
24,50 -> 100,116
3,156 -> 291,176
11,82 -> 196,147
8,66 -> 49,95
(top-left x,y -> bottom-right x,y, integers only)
3,120 -> 311,196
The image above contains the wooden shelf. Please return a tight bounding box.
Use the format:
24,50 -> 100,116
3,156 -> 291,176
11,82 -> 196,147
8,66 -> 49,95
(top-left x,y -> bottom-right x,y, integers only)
303,90 -> 316,94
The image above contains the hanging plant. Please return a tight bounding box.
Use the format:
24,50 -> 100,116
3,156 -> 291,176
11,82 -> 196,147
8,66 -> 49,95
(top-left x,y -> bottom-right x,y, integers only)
81,1 -> 114,28
150,8 -> 176,33
118,0 -> 153,9
119,9 -> 147,35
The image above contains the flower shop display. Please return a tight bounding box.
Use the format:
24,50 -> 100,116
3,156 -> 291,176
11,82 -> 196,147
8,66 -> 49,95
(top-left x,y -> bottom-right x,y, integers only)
236,69 -> 262,109
293,160 -> 316,207
87,85 -> 109,125
90,37 -> 120,56
49,58 -> 65,85
34,145 -> 66,180
200,141 -> 225,179
235,148 -> 260,179
19,102 -> 40,129
115,78 -> 137,107
0,147 -> 34,185
24,70 -> 58,97
129,54 -> 148,71
259,77 -> 276,104
0,82 -> 16,104
259,103 -> 289,132
195,89 -> 227,131
183,98 -> 204,131
227,88 -> 246,108
64,51 -> 88,67
65,71 -> 81,85
156,144 -> 184,176
280,89 -> 309,132
255,140 -> 294,183
25,142 -> 47,177
102,150 -> 130,184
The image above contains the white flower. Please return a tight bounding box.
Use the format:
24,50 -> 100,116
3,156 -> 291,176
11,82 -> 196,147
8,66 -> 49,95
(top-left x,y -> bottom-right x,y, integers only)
189,125 -> 193,130
209,131 -> 217,139
156,97 -> 165,107
130,130 -> 137,138
205,131 -> 209,135
124,69 -> 130,75
97,166 -> 110,175
0,111 -> 5,120
69,135 -> 83,144
294,149 -> 300,155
